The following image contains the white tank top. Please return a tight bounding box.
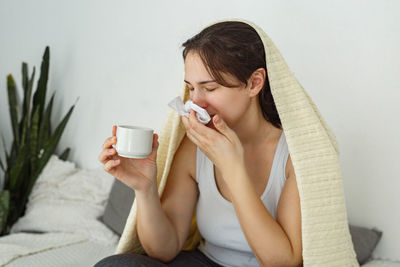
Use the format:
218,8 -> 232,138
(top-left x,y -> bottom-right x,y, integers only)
195,132 -> 289,267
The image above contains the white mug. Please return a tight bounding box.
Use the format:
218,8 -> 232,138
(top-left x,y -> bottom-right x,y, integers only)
114,125 -> 154,159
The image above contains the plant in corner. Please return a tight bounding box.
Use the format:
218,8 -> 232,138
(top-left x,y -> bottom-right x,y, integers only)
0,46 -> 78,236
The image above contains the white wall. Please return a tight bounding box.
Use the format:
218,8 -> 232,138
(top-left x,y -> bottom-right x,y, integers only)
0,0 -> 399,261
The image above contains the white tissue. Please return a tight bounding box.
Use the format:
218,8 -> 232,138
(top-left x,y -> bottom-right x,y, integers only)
168,96 -> 211,124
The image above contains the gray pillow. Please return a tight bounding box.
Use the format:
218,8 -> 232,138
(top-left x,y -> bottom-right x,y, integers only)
349,224 -> 383,264
101,178 -> 135,235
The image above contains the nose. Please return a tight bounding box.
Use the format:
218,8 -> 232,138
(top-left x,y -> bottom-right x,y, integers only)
191,88 -> 208,109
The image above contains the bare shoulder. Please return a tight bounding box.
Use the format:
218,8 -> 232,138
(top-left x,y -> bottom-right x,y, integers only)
160,134 -> 198,205
173,134 -> 197,181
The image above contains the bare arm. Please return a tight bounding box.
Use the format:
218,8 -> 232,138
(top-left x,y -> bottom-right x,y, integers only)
228,156 -> 302,267
136,135 -> 198,262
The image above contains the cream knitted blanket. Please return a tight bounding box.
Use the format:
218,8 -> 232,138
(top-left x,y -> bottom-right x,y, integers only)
115,18 -> 359,266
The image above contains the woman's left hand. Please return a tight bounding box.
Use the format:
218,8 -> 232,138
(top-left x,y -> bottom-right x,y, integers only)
181,110 -> 245,180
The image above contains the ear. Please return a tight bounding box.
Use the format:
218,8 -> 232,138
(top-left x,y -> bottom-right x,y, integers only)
247,67 -> 266,97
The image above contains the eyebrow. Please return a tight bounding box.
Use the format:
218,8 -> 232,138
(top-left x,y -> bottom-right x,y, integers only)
184,79 -> 216,85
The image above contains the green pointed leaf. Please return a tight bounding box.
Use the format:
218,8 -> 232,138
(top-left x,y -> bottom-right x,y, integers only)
28,103 -> 75,196
22,63 -> 29,100
1,134 -> 10,189
1,134 -> 9,164
45,92 -> 54,140
27,67 -> 36,128
20,63 -> 29,144
19,119 -> 27,147
19,112 -> 29,148
0,157 -> 4,172
38,92 -> 55,151
9,143 -> 28,191
31,46 -> 49,130
7,75 -> 20,146
30,106 -> 40,177
19,67 -> 36,148
38,103 -> 75,173
3,173 -> 10,195
19,64 -> 28,147
0,190 -> 10,235
8,140 -> 17,172
59,147 -> 70,161
14,157 -> 32,220
20,117 -> 28,148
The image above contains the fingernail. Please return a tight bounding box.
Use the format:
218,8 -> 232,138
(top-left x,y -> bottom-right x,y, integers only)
214,116 -> 220,123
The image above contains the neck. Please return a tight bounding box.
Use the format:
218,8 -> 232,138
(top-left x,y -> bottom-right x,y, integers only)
231,98 -> 278,149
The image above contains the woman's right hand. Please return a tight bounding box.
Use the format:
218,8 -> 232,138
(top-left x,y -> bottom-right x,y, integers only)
98,125 -> 159,193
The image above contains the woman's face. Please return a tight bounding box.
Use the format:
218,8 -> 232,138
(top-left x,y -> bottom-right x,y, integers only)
184,51 -> 252,129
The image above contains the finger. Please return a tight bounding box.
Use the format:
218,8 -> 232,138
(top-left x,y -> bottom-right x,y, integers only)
181,114 -> 188,123
212,115 -> 237,144
186,123 -> 206,147
181,115 -> 190,130
103,136 -> 117,149
147,133 -> 159,162
182,113 -> 206,147
112,125 -> 117,136
182,114 -> 205,146
104,158 -> 120,172
185,130 -> 201,149
98,147 -> 116,164
188,110 -> 199,126
182,115 -> 200,140
188,110 -> 215,137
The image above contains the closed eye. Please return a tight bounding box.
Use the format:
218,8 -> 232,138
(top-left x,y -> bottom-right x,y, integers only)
188,87 -> 216,92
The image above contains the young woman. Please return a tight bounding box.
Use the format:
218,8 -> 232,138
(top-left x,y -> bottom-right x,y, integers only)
96,21 -> 302,267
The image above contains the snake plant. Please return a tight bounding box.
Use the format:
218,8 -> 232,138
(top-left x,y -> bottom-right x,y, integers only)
0,46 -> 78,236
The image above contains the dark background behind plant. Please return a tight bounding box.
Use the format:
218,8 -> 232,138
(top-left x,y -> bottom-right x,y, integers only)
0,46 -> 78,236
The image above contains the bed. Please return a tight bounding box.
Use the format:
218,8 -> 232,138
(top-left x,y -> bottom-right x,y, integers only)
1,155 -> 398,267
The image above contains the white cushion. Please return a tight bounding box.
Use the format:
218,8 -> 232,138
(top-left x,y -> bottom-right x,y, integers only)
10,154 -> 118,245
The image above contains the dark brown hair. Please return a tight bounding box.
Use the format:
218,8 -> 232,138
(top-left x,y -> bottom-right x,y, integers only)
181,21 -> 282,129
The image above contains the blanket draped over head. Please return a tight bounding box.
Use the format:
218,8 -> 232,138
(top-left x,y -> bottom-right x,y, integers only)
115,18 -> 359,266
